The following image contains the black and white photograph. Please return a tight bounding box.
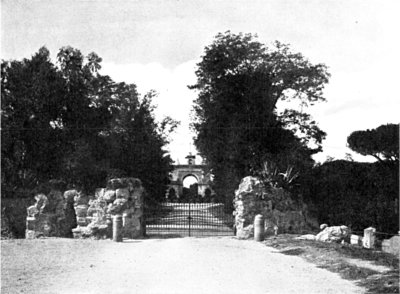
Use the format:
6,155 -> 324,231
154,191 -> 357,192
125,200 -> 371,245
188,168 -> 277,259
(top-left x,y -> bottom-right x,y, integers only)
1,1 -> 399,293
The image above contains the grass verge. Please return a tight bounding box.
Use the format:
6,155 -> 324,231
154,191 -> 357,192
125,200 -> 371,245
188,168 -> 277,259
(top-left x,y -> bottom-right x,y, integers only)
264,234 -> 399,294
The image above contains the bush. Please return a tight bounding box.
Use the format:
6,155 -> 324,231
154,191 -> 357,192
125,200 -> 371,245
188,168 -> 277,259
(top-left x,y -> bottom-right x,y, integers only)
298,160 -> 399,234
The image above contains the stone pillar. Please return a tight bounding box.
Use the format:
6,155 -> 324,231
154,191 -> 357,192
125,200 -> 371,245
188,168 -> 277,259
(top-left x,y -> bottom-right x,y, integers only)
112,214 -> 123,242
106,215 -> 113,239
363,227 -> 376,249
25,216 -> 37,239
254,214 -> 265,241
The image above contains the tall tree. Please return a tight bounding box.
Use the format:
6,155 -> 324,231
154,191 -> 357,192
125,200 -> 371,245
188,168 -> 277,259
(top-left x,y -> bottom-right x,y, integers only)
2,46 -> 178,199
104,87 -> 179,201
190,32 -> 330,202
347,123 -> 399,164
1,47 -> 66,190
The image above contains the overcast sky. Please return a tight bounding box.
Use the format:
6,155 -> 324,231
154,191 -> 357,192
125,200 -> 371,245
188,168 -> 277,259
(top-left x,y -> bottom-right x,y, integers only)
2,0 -> 399,164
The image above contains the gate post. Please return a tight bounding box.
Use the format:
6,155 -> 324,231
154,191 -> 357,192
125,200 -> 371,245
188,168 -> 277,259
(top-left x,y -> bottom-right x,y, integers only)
106,215 -> 112,239
363,227 -> 376,249
112,214 -> 123,242
254,214 -> 265,241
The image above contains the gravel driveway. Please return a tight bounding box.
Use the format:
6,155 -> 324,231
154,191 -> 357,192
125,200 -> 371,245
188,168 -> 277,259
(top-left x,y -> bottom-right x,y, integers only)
1,237 -> 364,294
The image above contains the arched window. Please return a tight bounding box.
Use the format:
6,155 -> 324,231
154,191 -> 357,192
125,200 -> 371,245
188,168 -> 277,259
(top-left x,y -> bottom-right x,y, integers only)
182,175 -> 198,188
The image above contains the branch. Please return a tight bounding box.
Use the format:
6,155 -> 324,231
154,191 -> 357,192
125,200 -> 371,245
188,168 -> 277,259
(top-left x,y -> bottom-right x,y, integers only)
371,154 -> 385,163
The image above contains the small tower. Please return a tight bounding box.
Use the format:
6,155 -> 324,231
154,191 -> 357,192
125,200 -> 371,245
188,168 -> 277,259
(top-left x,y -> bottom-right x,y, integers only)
186,152 -> 196,165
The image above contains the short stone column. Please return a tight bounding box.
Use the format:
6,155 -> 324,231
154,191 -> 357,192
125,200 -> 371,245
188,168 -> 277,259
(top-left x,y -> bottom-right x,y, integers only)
254,214 -> 265,241
25,216 -> 37,239
112,214 -> 123,242
273,225 -> 279,236
106,215 -> 113,239
363,227 -> 376,249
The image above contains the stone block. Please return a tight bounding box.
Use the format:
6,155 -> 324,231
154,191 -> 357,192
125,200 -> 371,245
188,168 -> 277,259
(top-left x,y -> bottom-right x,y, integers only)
87,198 -> 107,221
363,227 -> 376,249
116,188 -> 130,199
236,224 -> 254,239
72,228 -> 83,239
25,230 -> 36,239
107,178 -> 128,190
44,190 -> 64,214
36,214 -> 55,237
316,225 -> 350,243
95,188 -> 105,199
74,193 -> 89,206
72,224 -> 108,239
350,234 -> 363,246
381,235 -> 400,256
64,190 -> 78,203
108,199 -> 128,215
34,194 -> 48,214
76,216 -> 87,227
104,190 -> 116,203
127,178 -> 143,191
87,208 -> 106,224
27,206 -> 39,217
75,205 -> 88,217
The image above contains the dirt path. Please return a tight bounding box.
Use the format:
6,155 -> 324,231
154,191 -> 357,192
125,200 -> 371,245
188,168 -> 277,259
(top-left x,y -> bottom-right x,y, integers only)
1,237 -> 364,294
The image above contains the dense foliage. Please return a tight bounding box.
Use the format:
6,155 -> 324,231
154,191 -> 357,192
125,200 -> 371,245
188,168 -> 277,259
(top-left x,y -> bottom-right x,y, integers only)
299,123 -> 399,234
1,46 -> 177,200
190,32 -> 330,203
299,160 -> 399,235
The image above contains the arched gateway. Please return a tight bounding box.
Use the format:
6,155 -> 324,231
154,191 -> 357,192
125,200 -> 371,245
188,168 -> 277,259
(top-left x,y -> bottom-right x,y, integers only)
145,153 -> 234,237
166,153 -> 214,201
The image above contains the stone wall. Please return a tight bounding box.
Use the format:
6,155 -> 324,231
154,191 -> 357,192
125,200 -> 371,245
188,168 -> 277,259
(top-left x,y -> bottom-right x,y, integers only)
25,188 -> 76,239
25,178 -> 145,239
234,176 -> 318,239
72,177 -> 144,239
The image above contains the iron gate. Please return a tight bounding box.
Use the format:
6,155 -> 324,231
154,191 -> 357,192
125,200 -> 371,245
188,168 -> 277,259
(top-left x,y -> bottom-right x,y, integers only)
144,202 -> 234,237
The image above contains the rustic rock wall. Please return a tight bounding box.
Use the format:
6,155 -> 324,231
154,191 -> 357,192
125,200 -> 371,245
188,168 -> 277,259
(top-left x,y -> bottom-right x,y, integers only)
71,178 -> 145,239
234,176 -> 318,239
25,178 -> 145,239
25,190 -> 76,239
